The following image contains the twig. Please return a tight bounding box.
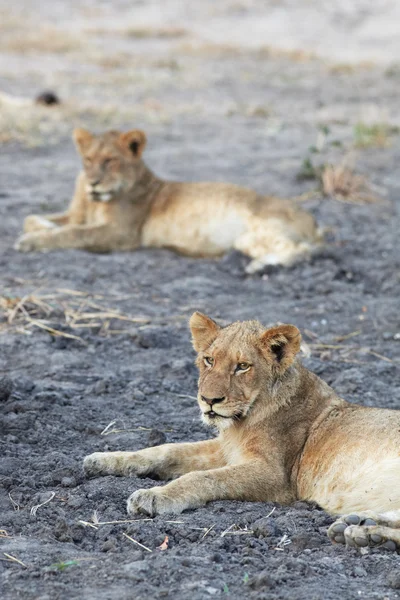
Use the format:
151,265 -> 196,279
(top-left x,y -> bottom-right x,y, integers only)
30,491 -> 55,516
8,492 -> 20,511
265,506 -> 276,519
95,518 -> 152,526
78,520 -> 99,530
202,524 -> 215,539
101,426 -> 173,436
367,350 -> 395,363
25,316 -> 87,344
2,553 -> 27,568
122,532 -> 152,553
78,514 -> 152,528
274,534 -> 291,550
220,524 -> 253,537
334,330 -> 361,342
100,420 -> 117,436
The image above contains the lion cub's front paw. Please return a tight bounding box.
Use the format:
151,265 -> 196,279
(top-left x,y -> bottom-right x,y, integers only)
14,233 -> 42,253
83,452 -> 113,477
127,488 -> 185,517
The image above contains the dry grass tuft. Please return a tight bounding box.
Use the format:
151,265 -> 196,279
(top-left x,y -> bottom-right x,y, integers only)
0,289 -> 150,342
353,122 -> 399,149
321,163 -> 381,204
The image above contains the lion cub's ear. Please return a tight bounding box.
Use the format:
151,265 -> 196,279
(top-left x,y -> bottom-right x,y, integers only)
120,130 -> 147,158
260,324 -> 301,372
189,312 -> 220,353
73,128 -> 94,153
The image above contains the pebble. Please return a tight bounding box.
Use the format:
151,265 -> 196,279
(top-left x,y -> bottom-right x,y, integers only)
353,566 -> 367,577
0,376 -> 13,401
147,429 -> 167,447
387,570 -> 400,589
61,476 -> 76,487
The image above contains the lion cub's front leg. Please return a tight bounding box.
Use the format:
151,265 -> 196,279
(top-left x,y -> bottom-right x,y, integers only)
84,439 -> 225,481
23,212 -> 70,233
15,224 -> 113,252
128,459 -> 290,517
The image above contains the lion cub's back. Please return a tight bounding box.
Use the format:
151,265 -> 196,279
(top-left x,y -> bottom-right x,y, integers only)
141,181 -> 258,256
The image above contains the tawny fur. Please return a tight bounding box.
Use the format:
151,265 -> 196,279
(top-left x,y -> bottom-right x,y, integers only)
15,128 -> 322,272
84,313 -> 400,550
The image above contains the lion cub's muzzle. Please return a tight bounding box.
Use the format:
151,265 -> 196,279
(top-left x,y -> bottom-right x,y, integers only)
86,183 -> 115,203
199,394 -> 241,422
201,395 -> 226,419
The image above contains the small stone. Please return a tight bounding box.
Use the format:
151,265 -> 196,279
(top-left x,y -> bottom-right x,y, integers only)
0,376 -> 13,401
353,566 -> 367,577
291,532 -> 323,551
101,540 -> 116,552
210,553 -> 223,564
387,570 -> 400,589
248,571 -> 275,590
93,380 -> 108,394
147,429 -> 166,447
34,391 -> 62,405
35,90 -> 60,105
253,517 -> 280,538
61,476 -> 76,487
16,377 -> 35,393
204,587 -> 219,596
68,496 -> 85,508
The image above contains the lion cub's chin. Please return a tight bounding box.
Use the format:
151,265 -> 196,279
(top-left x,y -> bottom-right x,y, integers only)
201,411 -> 243,431
90,192 -> 113,203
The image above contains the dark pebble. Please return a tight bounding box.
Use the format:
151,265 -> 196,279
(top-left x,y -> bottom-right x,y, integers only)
0,376 -> 13,401
387,570 -> 400,589
147,429 -> 167,447
35,91 -> 60,105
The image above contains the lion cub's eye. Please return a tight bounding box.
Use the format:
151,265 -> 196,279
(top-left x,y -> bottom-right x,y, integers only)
84,157 -> 92,166
204,357 -> 214,367
236,362 -> 251,373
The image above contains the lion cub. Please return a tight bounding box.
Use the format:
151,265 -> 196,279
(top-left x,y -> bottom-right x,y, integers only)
84,313 -> 400,551
16,128 -> 322,272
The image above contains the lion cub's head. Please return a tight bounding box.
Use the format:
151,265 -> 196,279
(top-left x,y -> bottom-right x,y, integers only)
189,312 -> 301,430
73,128 -> 147,202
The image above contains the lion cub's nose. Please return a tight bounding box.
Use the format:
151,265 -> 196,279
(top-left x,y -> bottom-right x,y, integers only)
201,396 -> 225,406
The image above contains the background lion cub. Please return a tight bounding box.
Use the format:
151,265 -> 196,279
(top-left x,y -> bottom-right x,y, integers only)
16,128 -> 322,272
84,312 -> 400,552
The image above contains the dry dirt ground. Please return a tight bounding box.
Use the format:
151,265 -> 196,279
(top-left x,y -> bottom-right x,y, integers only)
1,1 -> 400,599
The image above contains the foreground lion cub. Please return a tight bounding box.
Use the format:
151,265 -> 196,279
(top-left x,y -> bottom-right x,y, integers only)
16,128 -> 321,272
84,313 -> 400,551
